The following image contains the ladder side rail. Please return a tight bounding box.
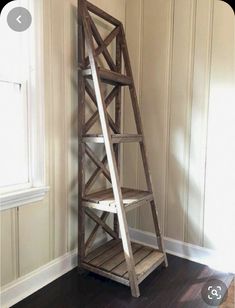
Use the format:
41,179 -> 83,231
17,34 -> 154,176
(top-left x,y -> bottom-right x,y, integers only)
81,4 -> 140,297
78,0 -> 86,266
120,25 -> 168,266
114,31 -> 122,236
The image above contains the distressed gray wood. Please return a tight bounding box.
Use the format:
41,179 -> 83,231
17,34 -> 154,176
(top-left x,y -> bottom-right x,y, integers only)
112,246 -> 152,277
82,262 -> 129,286
85,155 -> 107,194
81,4 -> 140,297
83,68 -> 132,86
82,201 -> 116,213
100,243 -> 141,272
82,134 -> 143,143
78,0 -> 167,297
85,208 -> 117,239
85,212 -> 109,254
84,26 -> 120,67
85,239 -> 119,263
85,144 -> 111,182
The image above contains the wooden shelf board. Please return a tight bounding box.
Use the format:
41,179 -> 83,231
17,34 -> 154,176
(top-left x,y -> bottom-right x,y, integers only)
82,134 -> 143,143
82,187 -> 153,212
82,68 -> 132,86
82,239 -> 165,285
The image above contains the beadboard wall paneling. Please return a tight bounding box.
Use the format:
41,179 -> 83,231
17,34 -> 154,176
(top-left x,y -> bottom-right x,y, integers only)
125,0 -> 235,249
123,0 -> 143,228
186,0 -> 214,245
137,0 -> 173,235
203,1 -> 235,250
165,0 -> 196,242
0,209 -> 17,286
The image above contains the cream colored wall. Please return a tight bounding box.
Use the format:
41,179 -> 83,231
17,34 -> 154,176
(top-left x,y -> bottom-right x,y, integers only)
125,0 -> 235,249
0,0 -> 126,288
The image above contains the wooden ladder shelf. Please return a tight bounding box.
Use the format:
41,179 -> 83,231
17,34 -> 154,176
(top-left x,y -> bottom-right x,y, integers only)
78,0 -> 168,298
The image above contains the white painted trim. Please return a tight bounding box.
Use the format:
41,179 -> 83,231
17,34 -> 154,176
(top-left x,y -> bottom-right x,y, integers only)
0,249 -> 77,308
0,1 -> 46,206
0,187 -> 49,211
129,228 -> 235,274
0,236 -> 107,307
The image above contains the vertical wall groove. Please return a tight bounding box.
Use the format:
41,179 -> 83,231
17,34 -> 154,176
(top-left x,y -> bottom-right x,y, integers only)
184,0 -> 197,242
164,0 -> 175,236
164,0 -> 176,237
202,0 -> 214,247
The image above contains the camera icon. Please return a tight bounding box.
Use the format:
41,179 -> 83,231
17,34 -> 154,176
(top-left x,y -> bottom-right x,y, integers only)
207,285 -> 222,300
201,279 -> 228,306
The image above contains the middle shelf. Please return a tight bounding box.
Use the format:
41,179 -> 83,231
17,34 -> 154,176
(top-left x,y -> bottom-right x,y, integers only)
82,187 -> 153,213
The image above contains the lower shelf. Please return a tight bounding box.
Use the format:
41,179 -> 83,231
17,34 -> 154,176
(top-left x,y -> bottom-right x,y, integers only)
82,239 -> 165,286
83,187 -> 153,213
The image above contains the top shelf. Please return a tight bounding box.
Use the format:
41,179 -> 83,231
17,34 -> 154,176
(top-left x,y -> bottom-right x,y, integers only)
82,68 -> 132,86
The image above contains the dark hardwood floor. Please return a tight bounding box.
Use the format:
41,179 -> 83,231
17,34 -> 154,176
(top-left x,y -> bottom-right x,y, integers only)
12,254 -> 234,308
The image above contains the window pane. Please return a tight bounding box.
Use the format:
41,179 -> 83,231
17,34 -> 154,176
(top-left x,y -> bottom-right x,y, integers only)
0,81 -> 29,188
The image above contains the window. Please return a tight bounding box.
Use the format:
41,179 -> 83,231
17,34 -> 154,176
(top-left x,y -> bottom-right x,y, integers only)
0,1 -> 48,210
0,81 -> 29,189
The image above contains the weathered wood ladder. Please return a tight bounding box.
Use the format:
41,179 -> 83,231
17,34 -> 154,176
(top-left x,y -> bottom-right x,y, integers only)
78,0 -> 168,297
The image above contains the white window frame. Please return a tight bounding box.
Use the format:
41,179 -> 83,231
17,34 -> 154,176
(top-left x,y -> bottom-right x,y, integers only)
0,1 -> 49,211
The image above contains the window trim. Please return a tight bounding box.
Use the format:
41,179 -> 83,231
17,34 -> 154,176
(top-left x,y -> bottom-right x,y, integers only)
0,0 -> 49,211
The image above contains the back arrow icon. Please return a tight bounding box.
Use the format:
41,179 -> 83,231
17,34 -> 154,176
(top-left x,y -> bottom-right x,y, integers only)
16,15 -> 22,24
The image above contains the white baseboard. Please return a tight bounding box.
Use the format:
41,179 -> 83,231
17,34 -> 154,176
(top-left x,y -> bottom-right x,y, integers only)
0,249 -> 78,308
129,228 -> 235,274
0,235 -> 108,308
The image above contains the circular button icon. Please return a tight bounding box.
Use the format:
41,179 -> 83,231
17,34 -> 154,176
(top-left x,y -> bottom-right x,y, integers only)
7,7 -> 32,32
201,279 -> 228,306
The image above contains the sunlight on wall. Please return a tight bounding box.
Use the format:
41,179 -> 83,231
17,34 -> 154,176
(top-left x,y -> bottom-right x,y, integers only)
204,84 -> 235,272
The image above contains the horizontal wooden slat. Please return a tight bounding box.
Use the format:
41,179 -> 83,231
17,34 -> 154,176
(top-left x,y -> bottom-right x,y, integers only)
82,240 -> 164,286
89,241 -> 123,266
82,201 -> 116,213
82,68 -> 132,86
100,242 -> 141,272
82,262 -> 129,286
85,239 -> 119,263
83,134 -> 143,143
135,251 -> 165,283
83,187 -> 153,213
112,246 -> 153,277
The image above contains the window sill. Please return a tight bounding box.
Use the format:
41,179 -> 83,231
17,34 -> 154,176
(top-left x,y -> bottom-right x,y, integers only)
0,187 -> 50,211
